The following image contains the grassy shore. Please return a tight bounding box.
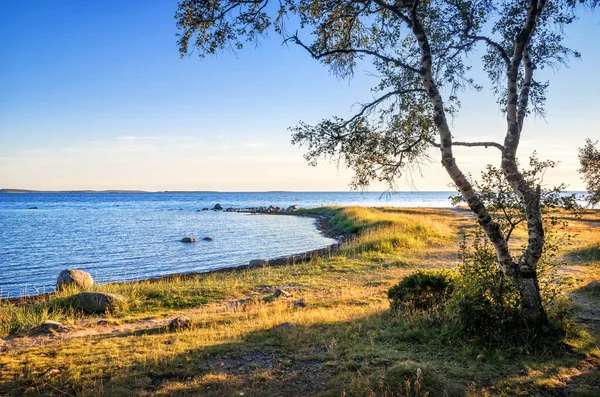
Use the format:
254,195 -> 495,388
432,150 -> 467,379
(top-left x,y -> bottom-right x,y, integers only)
0,207 -> 599,396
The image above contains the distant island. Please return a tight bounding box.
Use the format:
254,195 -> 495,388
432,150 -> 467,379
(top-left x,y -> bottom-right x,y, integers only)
0,189 -> 149,193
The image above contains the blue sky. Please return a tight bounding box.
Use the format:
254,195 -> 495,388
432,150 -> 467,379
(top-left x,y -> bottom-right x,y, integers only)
0,1 -> 598,191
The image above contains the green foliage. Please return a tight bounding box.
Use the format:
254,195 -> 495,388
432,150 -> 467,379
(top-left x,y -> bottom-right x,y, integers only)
578,138 -> 600,207
448,234 -> 524,345
451,153 -> 582,242
448,231 -> 572,346
176,1 -> 596,190
388,270 -> 455,313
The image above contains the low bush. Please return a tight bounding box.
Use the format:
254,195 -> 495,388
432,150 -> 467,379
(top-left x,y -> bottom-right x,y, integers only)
388,270 -> 456,313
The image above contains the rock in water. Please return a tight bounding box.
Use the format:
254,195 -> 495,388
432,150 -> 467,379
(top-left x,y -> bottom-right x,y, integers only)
56,269 -> 94,291
70,292 -> 126,314
212,203 -> 223,210
202,237 -> 213,241
180,237 -> 196,243
169,316 -> 192,331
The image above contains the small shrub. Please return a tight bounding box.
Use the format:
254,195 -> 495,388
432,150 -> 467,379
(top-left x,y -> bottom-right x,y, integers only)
388,270 -> 456,313
448,232 -> 571,346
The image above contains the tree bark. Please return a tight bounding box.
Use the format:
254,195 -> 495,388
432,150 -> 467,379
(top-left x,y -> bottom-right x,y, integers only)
410,2 -> 548,329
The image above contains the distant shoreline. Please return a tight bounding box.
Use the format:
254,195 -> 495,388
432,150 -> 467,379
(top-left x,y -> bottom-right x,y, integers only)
0,189 -> 460,194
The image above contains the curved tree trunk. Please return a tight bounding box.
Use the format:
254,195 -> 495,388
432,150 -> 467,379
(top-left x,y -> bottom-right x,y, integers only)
410,2 -> 548,329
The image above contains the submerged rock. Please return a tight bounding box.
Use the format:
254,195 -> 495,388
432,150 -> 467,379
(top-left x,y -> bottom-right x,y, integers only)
212,203 -> 223,211
169,316 -> 192,331
56,269 -> 94,291
202,237 -> 213,241
180,237 -> 196,243
70,292 -> 126,314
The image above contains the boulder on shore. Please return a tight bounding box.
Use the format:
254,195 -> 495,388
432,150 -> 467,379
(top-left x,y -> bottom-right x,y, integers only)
249,259 -> 268,268
56,269 -> 94,291
70,292 -> 126,314
287,205 -> 299,212
212,203 -> 223,211
181,237 -> 196,243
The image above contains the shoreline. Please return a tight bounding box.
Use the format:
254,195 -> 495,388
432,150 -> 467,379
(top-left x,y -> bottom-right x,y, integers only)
2,212 -> 353,304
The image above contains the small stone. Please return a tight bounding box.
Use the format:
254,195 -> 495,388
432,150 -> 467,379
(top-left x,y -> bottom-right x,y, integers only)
34,320 -> 69,334
169,316 -> 192,332
476,354 -> 485,361
28,206 -> 39,210
181,237 -> 196,243
272,322 -> 297,331
43,369 -> 60,378
273,288 -> 292,298
97,319 -> 110,326
249,259 -> 268,268
202,237 -> 213,241
202,208 -> 210,211
294,300 -> 308,308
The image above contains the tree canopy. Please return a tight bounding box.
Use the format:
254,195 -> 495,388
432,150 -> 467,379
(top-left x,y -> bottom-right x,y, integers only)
176,0 -> 597,329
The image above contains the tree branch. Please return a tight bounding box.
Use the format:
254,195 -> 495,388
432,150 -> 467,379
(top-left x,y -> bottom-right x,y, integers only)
466,34 -> 510,66
343,88 -> 427,127
286,35 -> 421,74
427,139 -> 505,151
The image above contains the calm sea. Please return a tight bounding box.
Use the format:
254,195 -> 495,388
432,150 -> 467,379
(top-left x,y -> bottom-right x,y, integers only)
0,191 -> 454,297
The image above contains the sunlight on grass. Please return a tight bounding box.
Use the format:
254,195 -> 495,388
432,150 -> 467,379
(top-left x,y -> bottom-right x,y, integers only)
1,207 -> 598,396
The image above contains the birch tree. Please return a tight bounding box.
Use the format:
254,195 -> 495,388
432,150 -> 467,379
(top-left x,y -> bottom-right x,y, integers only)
176,0 -> 597,329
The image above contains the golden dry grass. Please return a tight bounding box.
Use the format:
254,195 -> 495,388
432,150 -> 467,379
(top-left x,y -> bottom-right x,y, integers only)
0,206 -> 598,396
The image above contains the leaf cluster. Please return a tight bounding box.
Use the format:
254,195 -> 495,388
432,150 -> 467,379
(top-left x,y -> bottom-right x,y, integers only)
578,138 -> 600,207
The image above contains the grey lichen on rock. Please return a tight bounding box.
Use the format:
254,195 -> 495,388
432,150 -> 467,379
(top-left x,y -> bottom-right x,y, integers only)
56,269 -> 94,291
70,292 -> 126,314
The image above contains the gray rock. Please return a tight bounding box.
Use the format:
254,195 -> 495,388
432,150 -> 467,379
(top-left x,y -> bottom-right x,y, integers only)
43,369 -> 61,378
249,259 -> 268,268
294,300 -> 308,308
70,292 -> 126,314
202,208 -> 210,211
202,237 -> 213,241
212,203 -> 223,211
56,269 -> 94,291
272,322 -> 297,331
34,320 -> 69,334
273,288 -> 292,298
181,237 -> 196,243
169,316 -> 192,331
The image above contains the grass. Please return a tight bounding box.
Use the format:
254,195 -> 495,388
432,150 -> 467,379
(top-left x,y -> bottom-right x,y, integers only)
0,206 -> 598,396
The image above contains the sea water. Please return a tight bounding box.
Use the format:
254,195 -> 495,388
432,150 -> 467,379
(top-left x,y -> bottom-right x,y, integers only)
0,191 -> 455,297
